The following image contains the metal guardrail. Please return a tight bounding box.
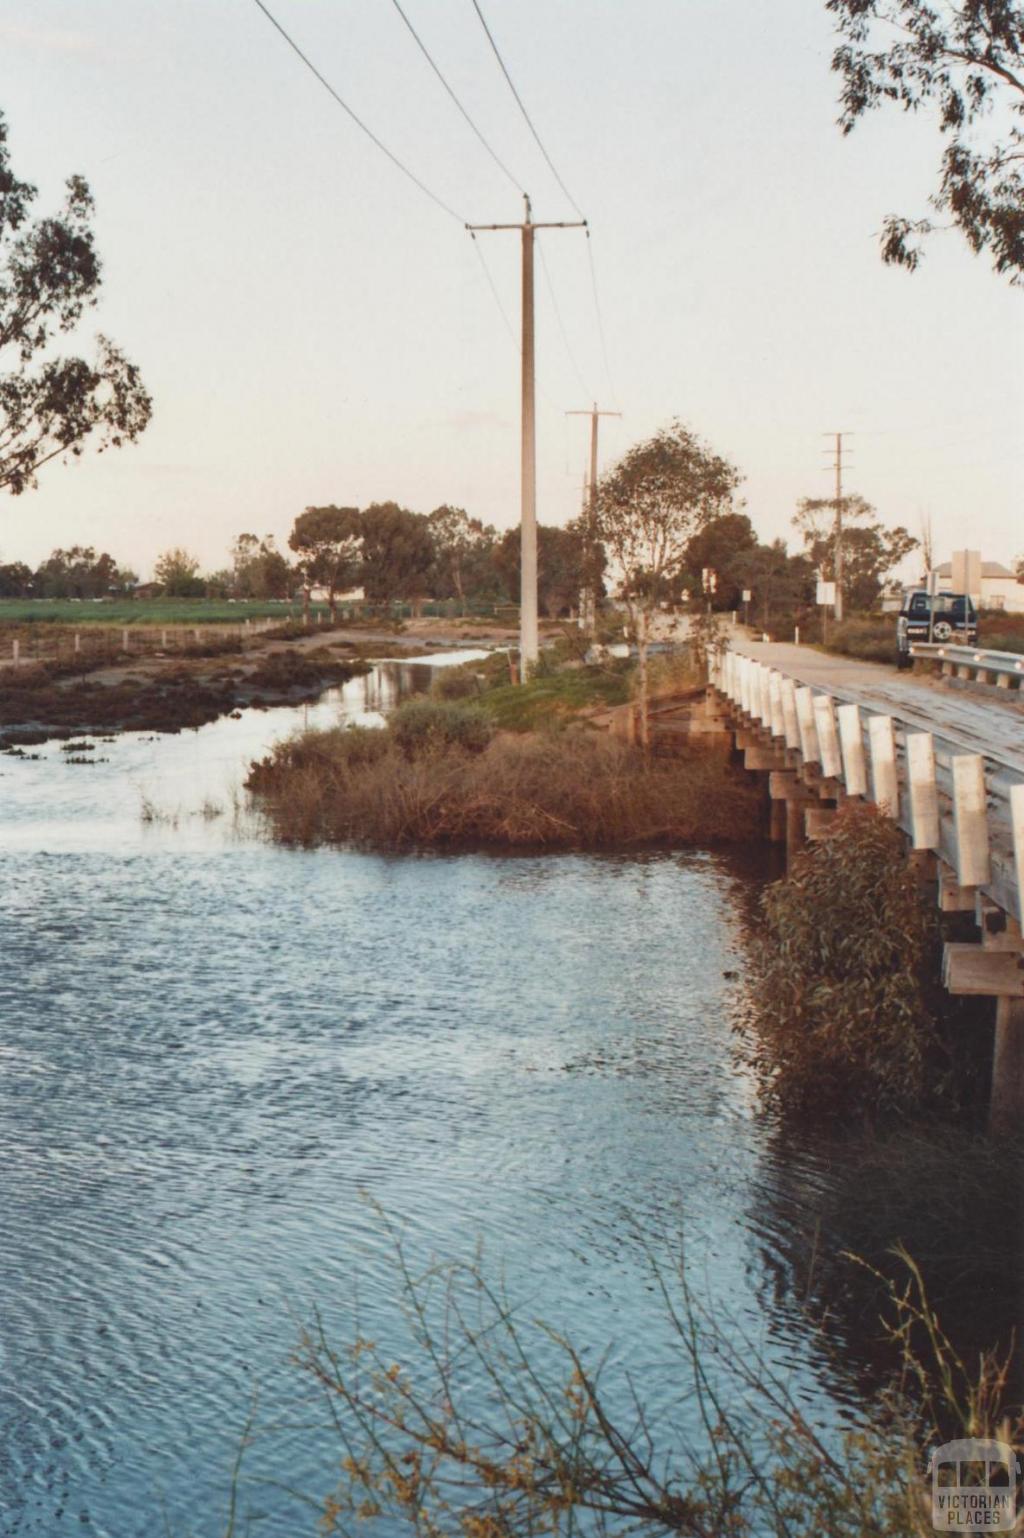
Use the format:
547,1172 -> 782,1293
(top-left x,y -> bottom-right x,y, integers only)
910,641 -> 1024,686
712,648 -> 1024,926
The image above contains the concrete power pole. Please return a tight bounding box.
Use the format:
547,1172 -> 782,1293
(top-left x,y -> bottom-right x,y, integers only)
468,198 -> 586,678
567,403 -> 621,637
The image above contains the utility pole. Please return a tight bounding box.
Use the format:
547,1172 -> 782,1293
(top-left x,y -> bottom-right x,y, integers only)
823,432 -> 851,623
468,197 -> 586,678
566,403 -> 621,637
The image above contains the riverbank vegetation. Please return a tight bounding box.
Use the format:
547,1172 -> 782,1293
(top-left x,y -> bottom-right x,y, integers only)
743,803 -> 990,1120
246,698 -> 760,851
279,1233 -> 1021,1538
0,646 -> 369,746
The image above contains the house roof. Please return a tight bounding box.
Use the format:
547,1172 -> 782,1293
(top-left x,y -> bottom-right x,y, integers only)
934,561 -> 1017,579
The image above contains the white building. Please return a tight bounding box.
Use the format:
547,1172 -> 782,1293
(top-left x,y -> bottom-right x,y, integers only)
930,561 -> 1024,613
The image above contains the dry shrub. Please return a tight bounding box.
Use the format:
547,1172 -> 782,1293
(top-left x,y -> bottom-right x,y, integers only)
430,666 -> 481,701
744,802 -> 950,1118
246,722 -> 761,851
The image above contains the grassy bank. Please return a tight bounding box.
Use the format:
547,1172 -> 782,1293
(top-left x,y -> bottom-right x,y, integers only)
476,663 -> 632,731
246,699 -> 761,851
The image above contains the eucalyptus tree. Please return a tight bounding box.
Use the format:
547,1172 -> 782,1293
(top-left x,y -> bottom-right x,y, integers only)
288,506 -> 362,620
595,421 -> 740,748
828,0 -> 1024,282
0,112 -> 151,495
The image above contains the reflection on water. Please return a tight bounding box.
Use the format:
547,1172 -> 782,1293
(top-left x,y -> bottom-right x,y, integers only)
0,655 -> 1014,1535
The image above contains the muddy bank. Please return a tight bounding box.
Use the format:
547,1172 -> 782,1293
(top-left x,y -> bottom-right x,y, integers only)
0,646 -> 371,746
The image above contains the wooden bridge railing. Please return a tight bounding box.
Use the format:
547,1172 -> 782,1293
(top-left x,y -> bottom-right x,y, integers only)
712,647 -> 1024,926
711,645 -> 1024,1130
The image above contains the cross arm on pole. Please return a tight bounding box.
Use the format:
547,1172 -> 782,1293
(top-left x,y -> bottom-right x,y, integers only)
466,221 -> 588,232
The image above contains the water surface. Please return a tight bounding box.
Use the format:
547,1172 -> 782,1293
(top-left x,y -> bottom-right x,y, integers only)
0,661 -> 1004,1535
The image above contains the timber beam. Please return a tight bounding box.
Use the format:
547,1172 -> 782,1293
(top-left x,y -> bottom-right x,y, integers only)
943,944 -> 1024,999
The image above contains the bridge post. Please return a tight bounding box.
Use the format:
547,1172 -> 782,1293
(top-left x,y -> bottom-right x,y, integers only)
991,996 -> 1024,1137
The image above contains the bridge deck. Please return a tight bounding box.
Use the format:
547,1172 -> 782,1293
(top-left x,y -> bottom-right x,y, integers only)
740,641 -> 1024,780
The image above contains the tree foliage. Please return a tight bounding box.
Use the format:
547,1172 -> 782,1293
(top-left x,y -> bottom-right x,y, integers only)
828,0 -> 1024,282
680,511 -> 758,608
230,533 -> 291,599
426,505 -> 497,608
360,502 -> 435,606
794,493 -> 918,609
153,547 -> 204,597
493,522 -> 589,618
32,544 -> 131,598
0,112 -> 151,494
596,420 -> 740,745
288,506 -> 362,616
736,538 -> 816,630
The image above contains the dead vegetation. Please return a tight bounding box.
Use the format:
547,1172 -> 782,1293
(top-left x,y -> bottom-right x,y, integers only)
246,701 -> 762,851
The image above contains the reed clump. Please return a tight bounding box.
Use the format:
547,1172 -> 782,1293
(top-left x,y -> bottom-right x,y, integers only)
246,700 -> 760,851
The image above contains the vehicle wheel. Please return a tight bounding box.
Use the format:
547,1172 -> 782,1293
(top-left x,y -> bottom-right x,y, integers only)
933,621 -> 953,642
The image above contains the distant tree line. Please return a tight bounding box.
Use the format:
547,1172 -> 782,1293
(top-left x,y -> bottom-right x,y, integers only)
0,484 -> 917,620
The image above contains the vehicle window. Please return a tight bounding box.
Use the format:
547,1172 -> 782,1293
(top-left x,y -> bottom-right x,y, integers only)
910,594 -> 929,614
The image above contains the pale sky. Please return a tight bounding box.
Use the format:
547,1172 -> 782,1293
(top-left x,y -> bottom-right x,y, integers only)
1,0 -> 1021,581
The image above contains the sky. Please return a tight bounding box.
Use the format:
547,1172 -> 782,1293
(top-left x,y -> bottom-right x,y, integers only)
1,0 -> 1021,582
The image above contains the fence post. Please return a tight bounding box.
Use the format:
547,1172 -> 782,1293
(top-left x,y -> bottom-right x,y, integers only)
193,628 -> 201,644
74,631 -> 81,655
161,628 -> 168,650
12,638 -> 19,667
122,627 -> 130,653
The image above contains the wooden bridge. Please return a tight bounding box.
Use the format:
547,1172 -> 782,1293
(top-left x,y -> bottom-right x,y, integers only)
709,639 -> 1024,1134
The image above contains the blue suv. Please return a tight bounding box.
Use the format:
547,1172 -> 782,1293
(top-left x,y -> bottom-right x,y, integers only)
895,590 -> 978,668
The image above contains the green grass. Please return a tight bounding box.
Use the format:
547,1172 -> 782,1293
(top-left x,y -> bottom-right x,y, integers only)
0,598 -> 309,625
478,663 -> 632,731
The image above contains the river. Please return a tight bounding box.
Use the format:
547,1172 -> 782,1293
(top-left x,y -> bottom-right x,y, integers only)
0,655 -> 1012,1535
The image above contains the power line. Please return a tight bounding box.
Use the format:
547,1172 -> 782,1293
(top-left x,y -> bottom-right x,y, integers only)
467,0 -> 586,220
469,231 -> 518,347
585,231 -> 617,406
387,0 -> 527,200
250,0 -> 467,225
537,235 -> 592,401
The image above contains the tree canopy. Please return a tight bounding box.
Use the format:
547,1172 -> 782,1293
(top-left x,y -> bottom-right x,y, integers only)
153,547 -> 204,597
680,511 -> 758,608
288,506 -> 362,616
31,544 -> 133,599
493,522 -> 589,619
360,503 -> 435,605
794,494 -> 918,609
828,0 -> 1024,282
0,112 -> 151,495
231,533 -> 291,599
596,420 -> 740,744
427,506 -> 498,608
